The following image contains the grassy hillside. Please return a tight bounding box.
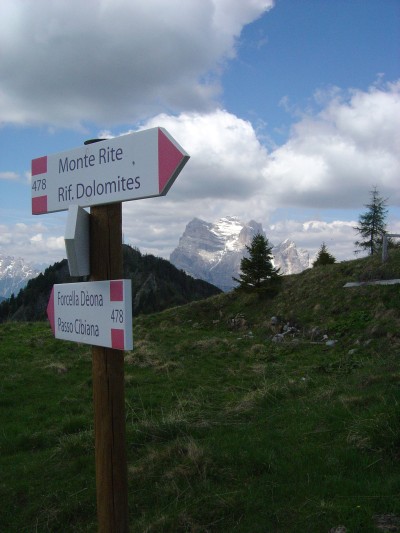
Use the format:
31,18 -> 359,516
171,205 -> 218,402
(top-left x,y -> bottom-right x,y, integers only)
0,251 -> 399,532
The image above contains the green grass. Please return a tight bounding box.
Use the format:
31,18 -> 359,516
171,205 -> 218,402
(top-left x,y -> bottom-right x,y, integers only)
1,251 -> 400,531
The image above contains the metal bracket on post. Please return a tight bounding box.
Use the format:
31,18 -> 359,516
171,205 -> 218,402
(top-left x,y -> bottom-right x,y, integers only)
65,205 -> 90,277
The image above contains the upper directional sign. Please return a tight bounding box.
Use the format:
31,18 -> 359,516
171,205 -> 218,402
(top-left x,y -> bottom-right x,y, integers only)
31,127 -> 189,215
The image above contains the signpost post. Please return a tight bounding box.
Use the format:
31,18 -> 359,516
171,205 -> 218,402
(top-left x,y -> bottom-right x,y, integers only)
90,201 -> 128,533
34,128 -> 189,532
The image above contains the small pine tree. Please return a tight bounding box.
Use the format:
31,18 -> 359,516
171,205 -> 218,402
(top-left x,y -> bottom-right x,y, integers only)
313,242 -> 336,267
354,186 -> 388,255
233,233 -> 281,293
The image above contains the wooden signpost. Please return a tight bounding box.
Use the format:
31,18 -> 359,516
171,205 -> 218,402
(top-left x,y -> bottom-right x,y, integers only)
32,129 -> 189,532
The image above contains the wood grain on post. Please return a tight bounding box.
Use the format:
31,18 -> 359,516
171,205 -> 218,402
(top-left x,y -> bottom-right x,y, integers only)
90,203 -> 129,532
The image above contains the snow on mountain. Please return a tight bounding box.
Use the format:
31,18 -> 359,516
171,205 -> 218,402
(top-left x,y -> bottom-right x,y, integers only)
170,217 -> 311,291
272,239 -> 311,275
0,254 -> 40,298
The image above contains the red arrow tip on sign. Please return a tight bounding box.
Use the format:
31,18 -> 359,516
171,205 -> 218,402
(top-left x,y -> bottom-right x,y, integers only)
158,128 -> 189,195
47,287 -> 55,334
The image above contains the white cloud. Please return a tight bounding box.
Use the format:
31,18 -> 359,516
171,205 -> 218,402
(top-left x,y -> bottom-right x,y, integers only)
120,81 -> 400,261
0,0 -> 273,127
2,80 -> 399,267
1,0 -> 398,272
263,81 -> 400,208
139,109 -> 270,200
0,171 -> 19,180
323,81 -> 400,153
268,219 -> 358,261
143,81 -> 400,212
30,234 -> 43,243
0,221 -> 66,265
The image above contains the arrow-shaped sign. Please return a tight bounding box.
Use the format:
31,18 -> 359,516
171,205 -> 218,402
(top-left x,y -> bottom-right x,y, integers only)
32,127 -> 189,214
47,280 -> 133,350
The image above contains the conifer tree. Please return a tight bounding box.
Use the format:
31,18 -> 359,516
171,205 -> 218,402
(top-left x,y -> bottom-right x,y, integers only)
354,186 -> 388,255
233,233 -> 281,292
312,242 -> 336,267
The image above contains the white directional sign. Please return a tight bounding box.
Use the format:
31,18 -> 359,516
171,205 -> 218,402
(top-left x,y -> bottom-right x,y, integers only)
47,280 -> 133,350
32,127 -> 189,214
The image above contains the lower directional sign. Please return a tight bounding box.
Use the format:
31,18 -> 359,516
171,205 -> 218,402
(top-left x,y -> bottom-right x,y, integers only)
47,280 -> 133,350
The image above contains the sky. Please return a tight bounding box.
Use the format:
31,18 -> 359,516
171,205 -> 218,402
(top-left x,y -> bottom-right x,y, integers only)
0,0 -> 399,267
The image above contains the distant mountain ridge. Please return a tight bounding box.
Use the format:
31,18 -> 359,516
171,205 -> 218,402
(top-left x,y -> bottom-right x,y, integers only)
170,216 -> 311,291
0,254 -> 40,298
0,245 -> 221,322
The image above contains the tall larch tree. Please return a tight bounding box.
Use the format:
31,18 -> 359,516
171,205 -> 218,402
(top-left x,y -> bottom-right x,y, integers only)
354,186 -> 388,255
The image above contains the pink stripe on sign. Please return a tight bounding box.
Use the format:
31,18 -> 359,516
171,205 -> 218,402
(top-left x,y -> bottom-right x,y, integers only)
110,280 -> 124,301
32,195 -> 48,214
31,156 -> 47,176
111,328 -> 125,350
158,129 -> 184,194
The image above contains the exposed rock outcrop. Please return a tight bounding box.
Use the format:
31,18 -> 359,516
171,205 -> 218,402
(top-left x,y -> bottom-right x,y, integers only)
170,216 -> 311,291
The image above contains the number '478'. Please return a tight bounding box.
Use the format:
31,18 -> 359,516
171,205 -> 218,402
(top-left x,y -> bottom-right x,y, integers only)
32,179 -> 46,191
111,309 -> 124,323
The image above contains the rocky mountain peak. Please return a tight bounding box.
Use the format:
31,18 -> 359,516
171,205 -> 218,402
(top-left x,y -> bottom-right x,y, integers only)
0,253 -> 40,298
271,239 -> 311,275
170,217 -> 311,291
